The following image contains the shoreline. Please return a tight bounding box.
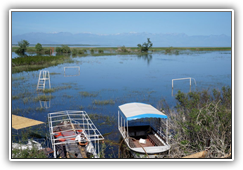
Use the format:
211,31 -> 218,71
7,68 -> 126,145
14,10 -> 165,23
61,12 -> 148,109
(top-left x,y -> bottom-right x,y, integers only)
12,46 -> 232,52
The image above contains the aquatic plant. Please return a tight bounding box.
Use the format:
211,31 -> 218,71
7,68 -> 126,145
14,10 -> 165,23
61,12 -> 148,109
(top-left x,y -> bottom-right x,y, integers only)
88,113 -> 115,125
117,46 -> 130,53
92,99 -> 115,105
79,91 -> 98,97
43,89 -> 55,93
164,46 -> 179,55
34,95 -> 53,102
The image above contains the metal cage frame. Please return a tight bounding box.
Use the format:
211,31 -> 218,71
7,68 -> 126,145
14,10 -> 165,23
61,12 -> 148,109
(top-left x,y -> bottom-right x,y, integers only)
48,110 -> 104,158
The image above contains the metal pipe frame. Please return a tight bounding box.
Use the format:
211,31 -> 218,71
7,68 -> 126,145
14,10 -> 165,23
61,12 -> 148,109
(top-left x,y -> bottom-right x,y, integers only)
48,110 -> 104,158
172,77 -> 196,89
64,66 -> 80,77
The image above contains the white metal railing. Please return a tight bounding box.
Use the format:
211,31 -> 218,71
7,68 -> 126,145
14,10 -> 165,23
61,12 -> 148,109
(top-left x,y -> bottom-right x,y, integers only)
48,110 -> 104,158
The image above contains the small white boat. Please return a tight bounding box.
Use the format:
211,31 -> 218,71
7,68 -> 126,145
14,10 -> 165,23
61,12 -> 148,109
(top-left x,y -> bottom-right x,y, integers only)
48,110 -> 104,158
118,102 -> 171,158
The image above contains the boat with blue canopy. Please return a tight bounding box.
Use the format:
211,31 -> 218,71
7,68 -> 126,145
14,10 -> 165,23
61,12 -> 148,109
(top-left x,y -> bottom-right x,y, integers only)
118,102 -> 170,158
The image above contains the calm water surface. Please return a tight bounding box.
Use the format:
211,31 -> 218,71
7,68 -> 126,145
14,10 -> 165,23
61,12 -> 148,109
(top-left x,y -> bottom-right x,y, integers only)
11,50 -> 231,158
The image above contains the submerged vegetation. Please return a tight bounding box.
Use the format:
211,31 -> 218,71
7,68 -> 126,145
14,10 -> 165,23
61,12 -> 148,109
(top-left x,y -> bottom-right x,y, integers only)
92,99 -> 115,105
11,41 -> 232,159
12,42 -> 231,73
11,40 -> 231,74
79,91 -> 99,97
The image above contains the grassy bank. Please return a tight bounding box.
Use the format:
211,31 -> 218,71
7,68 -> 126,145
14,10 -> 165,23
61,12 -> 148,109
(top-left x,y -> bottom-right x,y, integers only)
78,46 -> 231,51
12,46 -> 231,53
12,55 -> 73,73
11,46 -> 231,74
150,47 -> 231,51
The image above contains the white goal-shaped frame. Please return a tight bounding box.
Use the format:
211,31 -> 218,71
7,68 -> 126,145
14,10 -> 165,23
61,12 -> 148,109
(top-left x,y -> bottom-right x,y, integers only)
64,66 -> 80,77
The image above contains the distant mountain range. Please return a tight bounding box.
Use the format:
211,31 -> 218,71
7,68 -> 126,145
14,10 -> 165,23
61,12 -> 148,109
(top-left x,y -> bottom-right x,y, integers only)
12,32 -> 231,47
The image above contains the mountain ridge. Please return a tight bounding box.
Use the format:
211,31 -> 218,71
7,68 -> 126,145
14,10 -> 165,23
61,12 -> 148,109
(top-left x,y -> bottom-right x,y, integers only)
12,32 -> 231,47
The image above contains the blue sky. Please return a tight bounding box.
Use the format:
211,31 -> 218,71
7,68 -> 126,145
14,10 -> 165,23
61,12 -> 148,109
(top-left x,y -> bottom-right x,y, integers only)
12,11 -> 232,36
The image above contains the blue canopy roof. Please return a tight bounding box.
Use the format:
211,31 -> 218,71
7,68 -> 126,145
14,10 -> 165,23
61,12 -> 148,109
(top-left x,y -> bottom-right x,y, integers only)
118,102 -> 167,120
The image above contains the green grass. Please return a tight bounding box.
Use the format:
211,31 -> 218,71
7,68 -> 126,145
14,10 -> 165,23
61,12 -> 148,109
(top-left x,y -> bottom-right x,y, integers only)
34,95 -> 53,102
12,76 -> 25,81
92,99 -> 115,105
11,46 -> 231,74
69,46 -> 231,52
12,55 -> 73,73
12,55 -> 70,66
12,46 -> 231,53
149,47 -> 231,51
43,88 -> 55,93
79,91 -> 98,97
42,85 -> 72,93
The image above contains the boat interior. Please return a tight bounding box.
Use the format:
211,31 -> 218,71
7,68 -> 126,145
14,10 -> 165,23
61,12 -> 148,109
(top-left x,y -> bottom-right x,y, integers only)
126,125 -> 166,148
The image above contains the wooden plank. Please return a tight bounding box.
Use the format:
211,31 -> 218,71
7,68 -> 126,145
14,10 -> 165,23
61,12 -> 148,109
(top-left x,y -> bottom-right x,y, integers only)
12,114 -> 44,130
182,151 -> 208,158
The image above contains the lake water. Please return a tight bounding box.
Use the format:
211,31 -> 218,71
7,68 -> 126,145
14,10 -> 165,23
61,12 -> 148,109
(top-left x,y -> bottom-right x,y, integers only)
11,50 -> 231,158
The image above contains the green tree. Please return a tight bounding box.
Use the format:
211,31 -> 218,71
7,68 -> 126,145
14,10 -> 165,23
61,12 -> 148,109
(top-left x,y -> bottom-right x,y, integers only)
35,43 -> 43,53
137,38 -> 153,52
56,45 -> 71,53
16,40 -> 30,55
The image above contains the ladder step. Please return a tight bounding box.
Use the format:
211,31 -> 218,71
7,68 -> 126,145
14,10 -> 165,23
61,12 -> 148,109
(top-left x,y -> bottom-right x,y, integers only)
37,71 -> 51,91
37,86 -> 44,88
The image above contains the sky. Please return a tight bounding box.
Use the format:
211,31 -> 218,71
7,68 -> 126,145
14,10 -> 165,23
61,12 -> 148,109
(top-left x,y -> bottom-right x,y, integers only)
11,10 -> 232,37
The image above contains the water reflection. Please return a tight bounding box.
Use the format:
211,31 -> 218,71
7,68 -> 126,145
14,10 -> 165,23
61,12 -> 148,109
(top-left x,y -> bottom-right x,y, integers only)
13,51 -> 58,58
11,50 -> 232,158
38,93 -> 51,109
136,53 -> 153,65
64,66 -> 80,77
172,86 -> 192,97
39,99 -> 51,109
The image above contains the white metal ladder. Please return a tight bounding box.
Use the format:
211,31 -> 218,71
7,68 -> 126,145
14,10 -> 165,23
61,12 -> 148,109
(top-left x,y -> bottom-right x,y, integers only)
37,70 -> 51,91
